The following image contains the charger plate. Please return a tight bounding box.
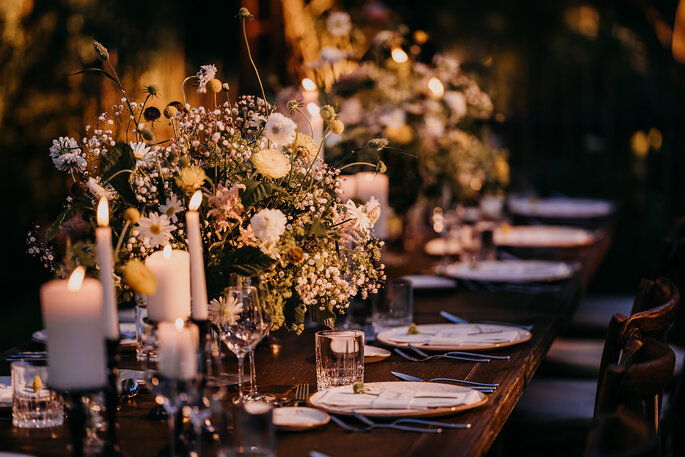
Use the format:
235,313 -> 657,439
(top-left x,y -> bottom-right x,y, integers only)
273,407 -> 330,431
376,323 -> 532,351
364,345 -> 391,363
309,381 -> 486,418
442,260 -> 575,283
494,225 -> 595,248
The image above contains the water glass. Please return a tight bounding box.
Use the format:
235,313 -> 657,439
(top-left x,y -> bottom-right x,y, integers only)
11,360 -> 64,428
135,295 -> 158,362
315,330 -> 364,391
222,400 -> 275,457
371,279 -> 413,329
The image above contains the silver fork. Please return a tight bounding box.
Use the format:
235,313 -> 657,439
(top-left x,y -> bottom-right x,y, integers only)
394,348 -> 490,363
407,344 -> 510,361
353,412 -> 471,430
293,383 -> 310,406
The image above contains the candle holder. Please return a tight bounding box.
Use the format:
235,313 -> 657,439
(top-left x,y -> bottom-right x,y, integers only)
62,389 -> 103,457
190,319 -> 211,384
103,338 -> 127,457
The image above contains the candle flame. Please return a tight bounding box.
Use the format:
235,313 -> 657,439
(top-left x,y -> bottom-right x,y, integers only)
391,47 -> 409,63
189,191 -> 202,211
163,244 -> 172,259
428,77 -> 444,97
301,78 -> 316,92
175,318 -> 184,330
306,103 -> 320,116
96,197 -> 109,227
68,266 -> 86,291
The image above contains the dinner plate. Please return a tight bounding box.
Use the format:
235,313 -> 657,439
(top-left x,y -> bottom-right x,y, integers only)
32,322 -> 137,346
424,238 -> 461,256
273,407 -> 330,431
494,225 -> 595,248
508,196 -> 614,219
442,260 -> 575,283
364,345 -> 391,363
308,381 -> 487,418
376,323 -> 532,351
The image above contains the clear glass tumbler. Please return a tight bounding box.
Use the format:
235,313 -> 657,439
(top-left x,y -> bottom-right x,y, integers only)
11,360 -> 64,428
315,330 -> 364,391
222,400 -> 275,457
371,279 -> 413,329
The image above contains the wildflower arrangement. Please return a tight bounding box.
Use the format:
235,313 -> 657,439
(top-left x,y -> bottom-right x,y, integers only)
27,9 -> 386,333
280,12 -> 509,212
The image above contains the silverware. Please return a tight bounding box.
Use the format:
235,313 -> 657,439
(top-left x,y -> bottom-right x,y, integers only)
407,344 -> 510,361
394,348 -> 490,363
5,351 -> 47,361
330,414 -> 443,433
440,311 -> 534,331
293,383 -> 310,406
310,451 -> 333,457
353,412 -> 471,430
390,371 -> 499,391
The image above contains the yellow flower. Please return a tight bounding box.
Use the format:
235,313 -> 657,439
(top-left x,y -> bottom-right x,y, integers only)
319,105 -> 336,122
32,375 -> 42,393
206,78 -> 223,94
329,119 -> 345,135
291,132 -> 319,160
123,259 -> 157,296
494,156 -> 510,186
176,167 -> 207,193
163,105 -> 178,119
407,323 -> 419,335
384,124 -> 413,145
252,149 -> 290,179
124,208 -> 140,224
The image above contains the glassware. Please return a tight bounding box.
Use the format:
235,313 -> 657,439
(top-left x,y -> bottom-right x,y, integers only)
371,279 -> 413,330
11,360 -> 64,428
222,400 -> 275,457
245,313 -> 275,402
135,295 -> 158,363
315,330 -> 364,391
460,224 -> 482,267
215,285 -> 265,404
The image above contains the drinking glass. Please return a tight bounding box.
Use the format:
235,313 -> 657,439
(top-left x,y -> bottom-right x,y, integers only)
222,400 -> 275,457
371,279 -> 413,329
460,224 -> 482,266
315,330 -> 364,391
11,360 -> 64,428
246,312 -> 274,402
215,286 -> 265,404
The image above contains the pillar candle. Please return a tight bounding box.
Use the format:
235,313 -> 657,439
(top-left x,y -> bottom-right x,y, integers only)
338,175 -> 358,202
355,172 -> 390,239
157,320 -> 199,380
40,268 -> 107,391
144,246 -> 191,322
186,191 -> 208,320
95,198 -> 119,339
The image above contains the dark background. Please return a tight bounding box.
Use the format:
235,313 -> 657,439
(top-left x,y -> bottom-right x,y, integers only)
2,0 -> 684,350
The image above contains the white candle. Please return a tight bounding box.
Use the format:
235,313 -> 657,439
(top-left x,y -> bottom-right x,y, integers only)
158,319 -> 199,380
145,245 -> 191,322
355,172 -> 390,239
306,102 -> 324,157
338,175 -> 358,202
40,267 -> 107,390
186,191 -> 208,321
95,198 -> 119,339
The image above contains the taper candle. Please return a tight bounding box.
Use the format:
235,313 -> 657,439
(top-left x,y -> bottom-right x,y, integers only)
95,197 -> 119,339
186,191 -> 208,320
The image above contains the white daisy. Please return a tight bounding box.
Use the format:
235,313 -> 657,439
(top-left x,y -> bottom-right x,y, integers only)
137,212 -> 176,247
158,195 -> 183,223
49,137 -> 85,172
264,113 -> 297,146
327,12 -> 351,37
208,295 -> 243,327
130,142 -> 155,166
196,64 -> 217,94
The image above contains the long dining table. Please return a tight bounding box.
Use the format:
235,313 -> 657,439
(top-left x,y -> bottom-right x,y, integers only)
0,267 -> 582,457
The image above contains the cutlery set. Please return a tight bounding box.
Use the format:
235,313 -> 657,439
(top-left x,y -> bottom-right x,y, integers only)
330,412 -> 470,433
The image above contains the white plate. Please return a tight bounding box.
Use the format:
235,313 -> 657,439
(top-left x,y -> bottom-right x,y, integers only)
32,322 -> 137,346
424,238 -> 461,256
442,260 -> 575,283
273,407 -> 330,431
494,225 -> 595,248
309,381 -> 487,418
376,323 -> 532,351
364,345 -> 391,363
508,197 -> 614,218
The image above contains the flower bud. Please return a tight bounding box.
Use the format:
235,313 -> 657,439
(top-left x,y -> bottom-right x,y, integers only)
124,208 -> 140,224
93,40 -> 109,61
206,78 -> 223,94
143,106 -> 161,122
163,105 -> 178,119
329,119 -> 345,135
319,105 -> 336,122
139,127 -> 155,141
286,246 -> 305,264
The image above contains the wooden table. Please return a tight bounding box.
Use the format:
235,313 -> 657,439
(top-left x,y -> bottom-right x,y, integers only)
0,282 -> 578,457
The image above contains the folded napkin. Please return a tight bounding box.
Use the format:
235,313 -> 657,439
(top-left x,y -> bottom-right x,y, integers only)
318,388 -> 479,410
402,275 -> 457,290
0,376 -> 12,406
389,326 -> 521,346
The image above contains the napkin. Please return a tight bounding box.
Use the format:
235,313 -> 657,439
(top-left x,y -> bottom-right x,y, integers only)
0,376 -> 12,407
317,388 -> 479,410
389,326 -> 521,346
402,275 -> 457,290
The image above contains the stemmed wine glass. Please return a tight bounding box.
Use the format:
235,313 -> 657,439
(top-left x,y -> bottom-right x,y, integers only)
215,285 -> 265,405
245,305 -> 275,402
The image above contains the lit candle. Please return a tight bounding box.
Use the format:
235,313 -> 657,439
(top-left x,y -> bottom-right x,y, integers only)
306,102 -> 324,157
355,172 -> 390,239
40,267 -> 107,390
95,197 -> 119,340
144,245 -> 191,322
157,319 -> 199,380
186,191 -> 208,321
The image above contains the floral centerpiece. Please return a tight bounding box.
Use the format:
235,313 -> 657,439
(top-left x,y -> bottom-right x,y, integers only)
27,9 -> 385,333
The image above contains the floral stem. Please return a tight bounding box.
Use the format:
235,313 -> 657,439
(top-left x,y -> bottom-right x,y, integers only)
103,169 -> 134,185
338,161 -> 378,171
241,17 -> 268,111
113,221 -> 131,259
295,107 -> 315,138
181,76 -> 196,107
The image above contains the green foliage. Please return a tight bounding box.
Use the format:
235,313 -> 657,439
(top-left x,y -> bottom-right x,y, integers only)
283,298 -> 306,331
45,195 -> 92,242
240,179 -> 274,207
308,305 -> 336,329
101,142 -> 136,203
218,245 -> 276,276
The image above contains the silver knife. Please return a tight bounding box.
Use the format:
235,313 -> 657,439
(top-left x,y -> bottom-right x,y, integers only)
439,311 -> 468,323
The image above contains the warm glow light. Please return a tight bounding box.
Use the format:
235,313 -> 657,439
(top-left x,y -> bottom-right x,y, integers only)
391,47 -> 409,63
96,197 -> 109,227
302,78 -> 316,92
163,244 -> 172,259
363,174 -> 375,182
307,103 -> 320,116
428,77 -> 444,97
68,266 -> 86,291
175,318 -> 184,330
189,191 -> 202,211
